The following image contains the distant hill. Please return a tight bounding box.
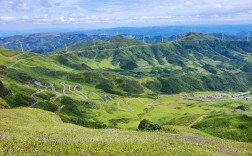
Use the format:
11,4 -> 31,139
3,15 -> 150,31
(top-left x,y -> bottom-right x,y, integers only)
1,25 -> 251,53
0,32 -> 111,54
209,33 -> 251,41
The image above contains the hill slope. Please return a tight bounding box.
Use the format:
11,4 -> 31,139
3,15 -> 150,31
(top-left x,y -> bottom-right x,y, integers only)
0,34 -> 252,144
53,34 -> 252,93
0,108 -> 251,155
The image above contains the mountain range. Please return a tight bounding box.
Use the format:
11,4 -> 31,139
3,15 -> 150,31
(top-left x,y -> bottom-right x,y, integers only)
1,25 -> 252,54
0,31 -> 252,154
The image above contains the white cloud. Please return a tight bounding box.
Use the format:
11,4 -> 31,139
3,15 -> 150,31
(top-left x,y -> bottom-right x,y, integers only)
0,16 -> 17,22
209,14 -> 219,18
184,1 -> 193,6
1,0 -> 252,28
214,4 -> 222,9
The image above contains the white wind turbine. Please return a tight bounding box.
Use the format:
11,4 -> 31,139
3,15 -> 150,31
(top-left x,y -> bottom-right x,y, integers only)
17,41 -> 24,52
93,39 -> 96,47
65,43 -> 68,51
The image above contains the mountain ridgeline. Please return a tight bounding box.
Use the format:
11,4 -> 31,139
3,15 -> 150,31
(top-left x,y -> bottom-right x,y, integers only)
53,33 -> 252,94
0,32 -> 110,54
0,32 -> 252,145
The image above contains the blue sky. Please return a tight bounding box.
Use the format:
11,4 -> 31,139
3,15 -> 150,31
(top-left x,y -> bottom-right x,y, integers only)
0,0 -> 252,30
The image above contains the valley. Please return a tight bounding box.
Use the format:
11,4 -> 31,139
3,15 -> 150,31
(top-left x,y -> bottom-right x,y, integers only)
0,33 -> 252,155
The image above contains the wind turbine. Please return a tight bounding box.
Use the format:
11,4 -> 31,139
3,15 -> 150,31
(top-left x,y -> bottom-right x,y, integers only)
159,34 -> 164,43
20,42 -> 24,52
247,33 -> 250,41
17,41 -> 24,52
65,44 -> 68,52
221,32 -> 224,40
93,39 -> 96,47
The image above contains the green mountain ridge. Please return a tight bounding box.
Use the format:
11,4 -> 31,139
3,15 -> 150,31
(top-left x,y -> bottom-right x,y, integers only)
53,33 -> 252,94
0,33 -> 252,153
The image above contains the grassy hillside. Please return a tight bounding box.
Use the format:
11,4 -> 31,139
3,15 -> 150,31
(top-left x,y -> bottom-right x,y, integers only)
0,33 -> 252,147
53,34 -> 252,93
0,108 -> 251,155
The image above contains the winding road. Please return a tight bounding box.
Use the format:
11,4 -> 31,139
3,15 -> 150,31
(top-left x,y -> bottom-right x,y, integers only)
30,81 -> 168,112
74,84 -> 88,100
187,115 -> 207,128
91,92 -> 108,104
29,90 -> 45,107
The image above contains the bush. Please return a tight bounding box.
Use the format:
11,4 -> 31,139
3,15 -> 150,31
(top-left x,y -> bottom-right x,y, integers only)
0,98 -> 10,109
120,79 -> 144,95
119,60 -> 138,70
144,81 -> 162,93
5,94 -> 33,107
0,80 -> 11,98
138,119 -> 162,131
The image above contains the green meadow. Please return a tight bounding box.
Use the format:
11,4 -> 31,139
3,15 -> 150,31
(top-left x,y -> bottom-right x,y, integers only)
0,34 -> 252,155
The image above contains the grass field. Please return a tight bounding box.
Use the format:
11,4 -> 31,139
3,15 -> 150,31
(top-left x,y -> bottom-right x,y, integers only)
0,39 -> 252,155
0,108 -> 251,156
1,48 -> 252,142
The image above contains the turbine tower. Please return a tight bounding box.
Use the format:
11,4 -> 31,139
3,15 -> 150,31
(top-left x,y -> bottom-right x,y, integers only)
247,33 -> 250,41
221,33 -> 224,40
20,42 -> 24,52
17,41 -> 24,52
65,44 -> 68,52
93,39 -> 96,47
142,36 -> 145,43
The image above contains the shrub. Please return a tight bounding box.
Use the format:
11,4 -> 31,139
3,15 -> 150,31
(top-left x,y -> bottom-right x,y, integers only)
138,119 -> 162,131
0,98 -> 10,109
144,81 -> 162,93
119,60 -> 138,70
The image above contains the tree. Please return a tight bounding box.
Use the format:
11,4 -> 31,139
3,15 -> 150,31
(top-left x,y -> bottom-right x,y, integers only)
138,119 -> 150,130
138,119 -> 162,131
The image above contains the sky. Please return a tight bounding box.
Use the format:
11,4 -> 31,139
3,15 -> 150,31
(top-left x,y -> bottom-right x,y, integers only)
0,0 -> 252,30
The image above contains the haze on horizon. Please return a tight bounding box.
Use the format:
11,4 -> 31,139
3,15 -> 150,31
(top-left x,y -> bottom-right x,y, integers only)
0,0 -> 252,30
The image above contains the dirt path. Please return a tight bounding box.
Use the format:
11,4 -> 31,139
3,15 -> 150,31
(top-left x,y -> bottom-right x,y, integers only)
55,105 -> 65,114
9,56 -> 41,68
60,82 -> 67,96
187,115 -> 207,128
125,98 -> 145,112
91,92 -> 108,103
10,52 -> 26,59
147,98 -> 160,106
74,84 -> 88,100
106,95 -> 128,112
29,90 -> 45,107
